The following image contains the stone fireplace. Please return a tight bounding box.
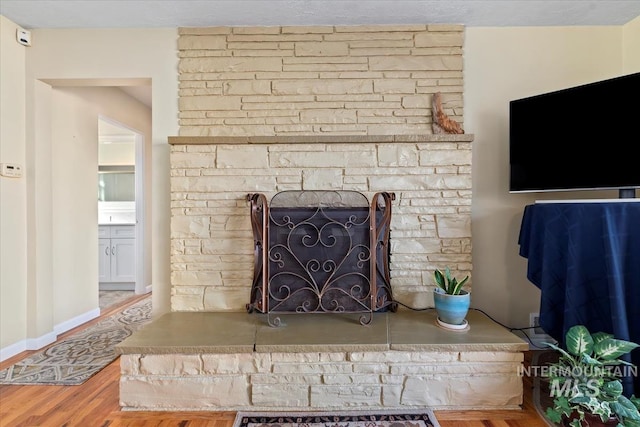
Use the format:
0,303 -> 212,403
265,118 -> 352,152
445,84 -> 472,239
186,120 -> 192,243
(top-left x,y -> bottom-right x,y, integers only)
168,23 -> 473,311
114,24 -> 527,413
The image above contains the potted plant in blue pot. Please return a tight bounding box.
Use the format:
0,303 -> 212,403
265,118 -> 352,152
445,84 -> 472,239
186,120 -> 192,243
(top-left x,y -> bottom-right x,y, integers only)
433,267 -> 470,328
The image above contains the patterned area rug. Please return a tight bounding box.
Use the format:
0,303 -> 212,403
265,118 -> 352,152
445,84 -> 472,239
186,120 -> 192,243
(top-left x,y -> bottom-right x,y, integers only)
233,410 -> 441,427
99,290 -> 135,310
0,296 -> 151,385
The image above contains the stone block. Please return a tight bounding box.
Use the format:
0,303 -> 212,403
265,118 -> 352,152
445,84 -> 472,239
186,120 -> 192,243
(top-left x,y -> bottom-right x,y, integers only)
119,354 -> 139,375
284,150 -> 376,168
272,363 -> 353,374
377,145 -> 419,167
179,95 -> 242,111
414,32 -> 464,48
322,374 -> 381,384
119,376 -> 250,409
251,374 -> 322,385
295,42 -> 349,56
223,80 -> 272,95
252,384 -> 310,406
310,385 -> 382,407
400,374 -> 522,408
180,57 -> 282,73
382,384 -> 403,406
302,169 -> 343,189
373,79 -> 416,94
299,109 -> 357,124
435,215 -> 471,238
217,145 -> 270,168
178,35 -> 226,50
272,79 -> 372,95
171,152 -> 216,169
203,288 -> 251,311
170,216 -> 210,239
202,353 -> 257,373
140,354 -> 201,375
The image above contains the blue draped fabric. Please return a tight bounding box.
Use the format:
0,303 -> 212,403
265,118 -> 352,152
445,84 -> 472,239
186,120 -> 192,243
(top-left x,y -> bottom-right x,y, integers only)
518,202 -> 640,396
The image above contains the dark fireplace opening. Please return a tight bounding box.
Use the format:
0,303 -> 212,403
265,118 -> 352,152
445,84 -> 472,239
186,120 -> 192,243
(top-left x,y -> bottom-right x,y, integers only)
247,190 -> 396,326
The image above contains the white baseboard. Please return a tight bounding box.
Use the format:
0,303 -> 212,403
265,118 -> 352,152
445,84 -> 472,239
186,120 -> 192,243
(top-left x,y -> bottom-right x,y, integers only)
0,341 -> 27,362
1,307 -> 100,363
54,307 -> 100,335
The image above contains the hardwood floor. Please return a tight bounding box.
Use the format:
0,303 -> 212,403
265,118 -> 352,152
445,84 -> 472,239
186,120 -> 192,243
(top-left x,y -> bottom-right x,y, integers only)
0,297 -> 549,427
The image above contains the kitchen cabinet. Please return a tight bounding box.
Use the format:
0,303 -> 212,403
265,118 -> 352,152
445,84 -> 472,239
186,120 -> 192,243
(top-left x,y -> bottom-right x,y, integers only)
99,225 -> 135,289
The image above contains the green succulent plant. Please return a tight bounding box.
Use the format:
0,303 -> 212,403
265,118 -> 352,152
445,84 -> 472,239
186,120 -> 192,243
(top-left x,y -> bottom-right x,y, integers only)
433,267 -> 469,295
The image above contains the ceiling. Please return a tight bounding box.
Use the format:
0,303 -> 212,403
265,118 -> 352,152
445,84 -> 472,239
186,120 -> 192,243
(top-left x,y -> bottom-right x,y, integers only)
2,0 -> 640,29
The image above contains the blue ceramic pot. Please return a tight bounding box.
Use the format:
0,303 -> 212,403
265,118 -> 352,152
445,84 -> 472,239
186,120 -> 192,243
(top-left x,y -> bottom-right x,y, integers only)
433,288 -> 470,325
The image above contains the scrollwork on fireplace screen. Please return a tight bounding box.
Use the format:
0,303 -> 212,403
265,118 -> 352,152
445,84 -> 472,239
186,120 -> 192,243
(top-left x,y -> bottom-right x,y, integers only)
246,190 -> 396,326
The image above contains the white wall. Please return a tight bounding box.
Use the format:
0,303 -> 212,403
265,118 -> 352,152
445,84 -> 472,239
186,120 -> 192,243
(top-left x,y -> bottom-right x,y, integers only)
49,86 -> 151,322
2,17 -> 638,359
0,16 -> 28,352
0,21 -> 177,360
464,25 -> 631,334
623,16 -> 640,72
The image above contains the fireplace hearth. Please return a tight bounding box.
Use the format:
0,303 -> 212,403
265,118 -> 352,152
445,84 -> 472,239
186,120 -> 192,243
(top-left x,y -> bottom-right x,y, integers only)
247,190 -> 396,326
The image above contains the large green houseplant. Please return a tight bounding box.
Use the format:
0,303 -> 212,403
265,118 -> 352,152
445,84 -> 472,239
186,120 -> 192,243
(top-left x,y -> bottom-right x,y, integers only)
544,325 -> 640,427
433,267 -> 470,326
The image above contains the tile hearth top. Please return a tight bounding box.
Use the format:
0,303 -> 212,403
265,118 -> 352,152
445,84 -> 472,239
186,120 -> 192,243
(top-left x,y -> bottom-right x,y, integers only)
115,309 -> 528,355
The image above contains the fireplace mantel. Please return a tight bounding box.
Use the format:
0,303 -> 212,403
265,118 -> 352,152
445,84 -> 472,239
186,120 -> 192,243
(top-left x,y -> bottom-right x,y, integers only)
168,134 -> 474,145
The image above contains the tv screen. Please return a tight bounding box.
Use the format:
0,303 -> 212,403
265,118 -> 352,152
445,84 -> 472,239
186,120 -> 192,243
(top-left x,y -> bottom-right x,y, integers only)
509,72 -> 640,197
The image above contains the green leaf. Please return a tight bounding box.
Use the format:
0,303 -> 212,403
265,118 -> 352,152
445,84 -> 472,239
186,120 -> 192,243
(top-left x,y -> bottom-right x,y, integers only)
581,353 -> 604,366
451,276 -> 469,295
445,266 -> 452,281
594,338 -> 640,360
543,341 -> 576,364
433,267 -> 469,295
592,331 -> 614,344
566,325 -> 594,357
611,395 -> 640,420
434,269 -> 446,290
602,380 -> 624,400
545,407 -> 562,423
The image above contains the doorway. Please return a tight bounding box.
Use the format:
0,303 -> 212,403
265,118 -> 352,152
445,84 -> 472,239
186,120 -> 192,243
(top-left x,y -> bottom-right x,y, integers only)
98,116 -> 147,298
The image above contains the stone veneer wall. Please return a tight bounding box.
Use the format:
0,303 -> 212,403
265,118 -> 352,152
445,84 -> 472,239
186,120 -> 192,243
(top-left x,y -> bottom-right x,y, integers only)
178,24 -> 464,136
171,25 -> 472,312
170,135 -> 472,311
120,350 -> 523,411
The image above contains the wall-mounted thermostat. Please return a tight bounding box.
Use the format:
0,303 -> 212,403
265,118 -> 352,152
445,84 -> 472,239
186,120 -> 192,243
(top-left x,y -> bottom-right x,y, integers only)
17,28 -> 31,47
0,163 -> 23,178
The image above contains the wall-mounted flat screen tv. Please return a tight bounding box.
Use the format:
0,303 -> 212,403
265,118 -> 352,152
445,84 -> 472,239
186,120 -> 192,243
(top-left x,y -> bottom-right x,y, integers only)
509,72 -> 640,198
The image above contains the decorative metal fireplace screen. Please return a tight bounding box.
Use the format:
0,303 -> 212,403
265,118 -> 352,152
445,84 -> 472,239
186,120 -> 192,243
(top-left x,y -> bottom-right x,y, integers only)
247,190 -> 395,326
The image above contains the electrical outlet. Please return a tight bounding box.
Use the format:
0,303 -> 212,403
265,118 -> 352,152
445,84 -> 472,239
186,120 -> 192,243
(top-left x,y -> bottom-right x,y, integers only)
529,312 -> 546,336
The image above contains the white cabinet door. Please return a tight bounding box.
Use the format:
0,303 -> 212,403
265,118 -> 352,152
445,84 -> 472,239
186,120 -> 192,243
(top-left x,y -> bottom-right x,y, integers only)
99,225 -> 136,285
98,238 -> 111,283
110,238 -> 136,282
